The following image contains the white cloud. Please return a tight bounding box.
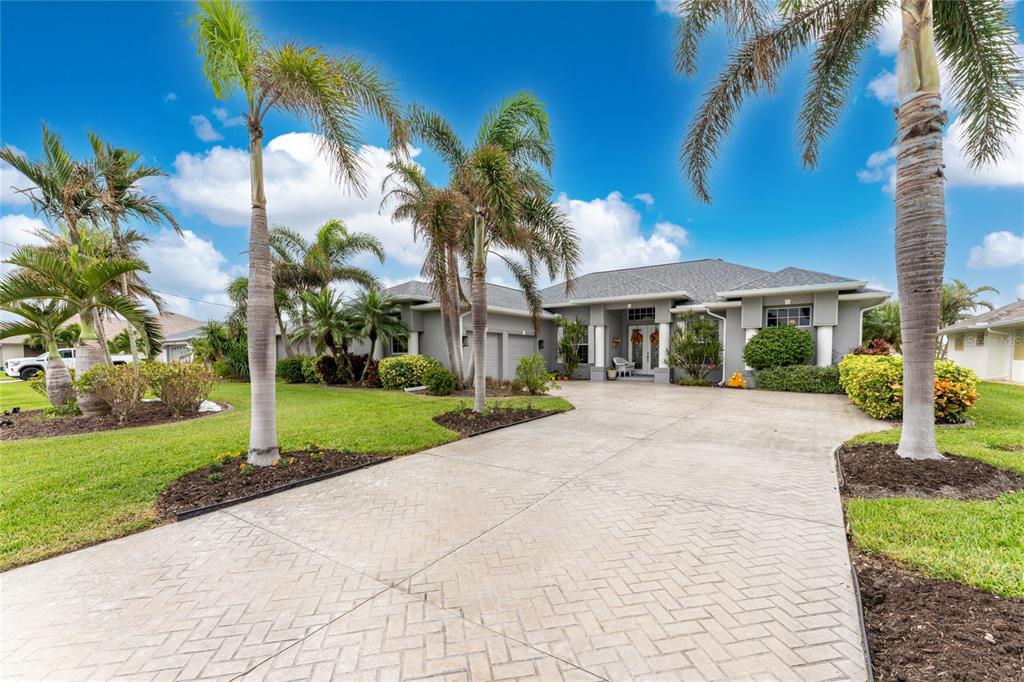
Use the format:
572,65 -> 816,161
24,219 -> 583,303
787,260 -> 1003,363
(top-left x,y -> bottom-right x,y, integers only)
876,10 -> 901,56
0,213 -> 48,277
867,70 -> 899,105
654,0 -> 678,15
190,114 -> 223,143
554,191 -> 690,274
856,145 -> 897,192
137,228 -> 241,320
968,231 -> 1024,269
633,192 -> 655,207
155,132 -> 424,269
0,146 -> 32,207
213,107 -> 246,128
164,92 -> 178,102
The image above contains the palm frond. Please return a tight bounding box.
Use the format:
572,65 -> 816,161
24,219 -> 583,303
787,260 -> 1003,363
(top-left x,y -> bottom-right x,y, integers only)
407,103 -> 467,172
496,254 -> 544,333
190,0 -> 261,102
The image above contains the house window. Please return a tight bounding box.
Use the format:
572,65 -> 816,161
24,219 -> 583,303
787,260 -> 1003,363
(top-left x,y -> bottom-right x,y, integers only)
577,342 -> 589,364
627,306 -> 655,321
766,306 -> 811,328
391,336 -> 408,354
976,332 -> 985,347
954,334 -> 964,351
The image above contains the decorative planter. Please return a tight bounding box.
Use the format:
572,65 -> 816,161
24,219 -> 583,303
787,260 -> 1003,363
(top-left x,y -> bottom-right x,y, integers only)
606,368 -> 617,380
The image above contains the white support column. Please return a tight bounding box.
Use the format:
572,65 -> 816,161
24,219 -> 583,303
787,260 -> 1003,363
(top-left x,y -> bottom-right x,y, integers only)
816,325 -> 833,367
594,325 -> 606,368
408,331 -> 419,355
743,328 -> 758,370
658,322 -> 670,368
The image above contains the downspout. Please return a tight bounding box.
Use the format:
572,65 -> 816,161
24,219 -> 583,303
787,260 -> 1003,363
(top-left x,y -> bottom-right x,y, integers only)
706,308 -> 727,387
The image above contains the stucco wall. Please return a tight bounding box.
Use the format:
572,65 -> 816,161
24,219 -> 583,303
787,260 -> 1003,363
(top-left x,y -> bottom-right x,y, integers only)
835,300 -> 865,361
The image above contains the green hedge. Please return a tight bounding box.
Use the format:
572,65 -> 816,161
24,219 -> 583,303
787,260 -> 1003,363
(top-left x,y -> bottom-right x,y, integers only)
423,364 -> 457,396
754,364 -> 843,394
276,355 -> 308,383
378,355 -> 442,390
838,354 -> 978,422
742,325 -> 813,370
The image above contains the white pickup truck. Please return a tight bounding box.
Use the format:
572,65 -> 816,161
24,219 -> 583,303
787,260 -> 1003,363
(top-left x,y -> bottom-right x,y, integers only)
4,348 -> 133,380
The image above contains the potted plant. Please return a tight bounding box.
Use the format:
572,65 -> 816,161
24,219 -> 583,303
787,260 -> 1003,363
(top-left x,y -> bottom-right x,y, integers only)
606,365 -> 617,380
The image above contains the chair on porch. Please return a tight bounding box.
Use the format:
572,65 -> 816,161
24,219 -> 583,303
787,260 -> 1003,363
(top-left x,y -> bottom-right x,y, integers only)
612,356 -> 635,377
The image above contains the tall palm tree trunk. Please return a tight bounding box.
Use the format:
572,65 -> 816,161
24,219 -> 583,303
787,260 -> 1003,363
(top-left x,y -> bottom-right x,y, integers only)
246,126 -> 280,466
471,214 -> 487,413
44,340 -> 74,407
276,307 -> 294,357
447,250 -> 465,380
361,331 -> 379,381
75,309 -> 111,417
122,274 -> 142,364
895,0 -> 945,460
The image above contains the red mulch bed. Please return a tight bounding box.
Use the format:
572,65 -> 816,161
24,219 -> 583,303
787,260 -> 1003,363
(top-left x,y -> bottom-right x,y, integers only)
837,442 -> 1024,500
433,407 -> 555,437
853,551 -> 1024,681
156,449 -> 385,519
0,401 -> 228,441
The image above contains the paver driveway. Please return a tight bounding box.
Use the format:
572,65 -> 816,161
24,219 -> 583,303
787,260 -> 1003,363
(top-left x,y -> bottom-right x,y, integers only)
1,382 -> 879,681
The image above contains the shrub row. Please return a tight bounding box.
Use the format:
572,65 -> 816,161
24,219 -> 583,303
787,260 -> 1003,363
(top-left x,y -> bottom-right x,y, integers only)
838,354 -> 978,423
276,353 -> 377,386
378,354 -> 442,390
753,365 -> 844,394
76,362 -> 215,422
742,325 -> 813,370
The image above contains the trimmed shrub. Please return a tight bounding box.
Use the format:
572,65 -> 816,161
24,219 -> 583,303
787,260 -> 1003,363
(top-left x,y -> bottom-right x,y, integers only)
852,338 -> 895,356
75,364 -> 146,423
314,355 -> 339,384
754,365 -> 844,394
276,355 -> 307,383
142,362 -> 215,416
742,325 -> 813,370
423,364 -> 457,396
676,377 -> 713,387
514,353 -> 556,395
378,354 -> 442,389
838,355 -> 978,422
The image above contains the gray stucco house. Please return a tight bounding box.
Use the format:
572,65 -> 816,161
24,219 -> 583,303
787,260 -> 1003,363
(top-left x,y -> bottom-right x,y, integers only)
375,258 -> 890,384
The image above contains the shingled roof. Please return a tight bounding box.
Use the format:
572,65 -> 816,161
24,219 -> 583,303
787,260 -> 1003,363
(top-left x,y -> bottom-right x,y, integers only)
939,300 -> 1024,334
720,266 -> 863,294
384,279 -> 533,311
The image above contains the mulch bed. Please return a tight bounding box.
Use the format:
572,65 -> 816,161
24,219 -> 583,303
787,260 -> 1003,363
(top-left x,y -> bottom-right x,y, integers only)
837,442 -> 1024,500
0,401 -> 228,441
433,407 -> 554,437
853,551 -> 1024,681
156,449 -> 386,520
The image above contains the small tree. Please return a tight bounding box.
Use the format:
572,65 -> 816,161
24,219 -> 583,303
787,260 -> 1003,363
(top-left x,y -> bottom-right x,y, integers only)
555,317 -> 587,377
667,314 -> 722,382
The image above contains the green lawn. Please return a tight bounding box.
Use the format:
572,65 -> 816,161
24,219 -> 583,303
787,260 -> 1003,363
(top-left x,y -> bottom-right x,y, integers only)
1,379 -> 51,412
845,381 -> 1024,597
0,382 -> 571,571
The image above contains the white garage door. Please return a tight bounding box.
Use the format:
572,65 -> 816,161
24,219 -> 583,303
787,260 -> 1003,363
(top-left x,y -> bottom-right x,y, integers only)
507,335 -> 538,375
485,333 -> 500,379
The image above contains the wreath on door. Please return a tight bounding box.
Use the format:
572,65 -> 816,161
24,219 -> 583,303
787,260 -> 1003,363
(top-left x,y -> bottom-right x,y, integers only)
630,329 -> 643,345
650,330 -> 660,346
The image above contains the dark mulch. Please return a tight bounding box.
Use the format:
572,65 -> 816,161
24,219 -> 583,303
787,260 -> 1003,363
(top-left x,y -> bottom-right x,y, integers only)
433,407 -> 554,437
156,449 -> 385,520
0,401 -> 228,441
837,442 -> 1024,500
853,551 -> 1024,681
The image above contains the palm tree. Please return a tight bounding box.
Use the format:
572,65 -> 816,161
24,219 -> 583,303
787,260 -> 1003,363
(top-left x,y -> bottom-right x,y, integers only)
0,125 -> 103,244
0,245 -> 159,416
407,93 -> 581,412
863,301 -> 902,349
90,132 -> 181,364
939,279 -> 998,356
0,300 -> 78,406
381,161 -> 470,379
191,0 -> 406,465
673,0 -> 1021,459
269,219 -> 385,356
292,287 -> 356,359
351,288 -> 407,380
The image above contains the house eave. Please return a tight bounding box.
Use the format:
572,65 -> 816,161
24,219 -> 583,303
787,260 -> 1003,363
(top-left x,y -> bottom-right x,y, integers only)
837,291 -> 891,302
410,302 -> 555,320
543,291 -> 692,308
716,281 -> 868,299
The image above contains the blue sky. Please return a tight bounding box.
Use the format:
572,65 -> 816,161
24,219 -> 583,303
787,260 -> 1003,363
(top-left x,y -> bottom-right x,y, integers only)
2,1 -> 1022,321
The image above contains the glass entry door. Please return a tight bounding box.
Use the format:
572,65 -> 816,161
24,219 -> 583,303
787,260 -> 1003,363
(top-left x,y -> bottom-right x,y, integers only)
628,325 -> 655,372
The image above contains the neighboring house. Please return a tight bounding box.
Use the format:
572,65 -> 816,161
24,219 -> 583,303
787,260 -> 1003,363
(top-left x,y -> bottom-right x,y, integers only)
940,300 -> 1024,383
0,336 -> 35,366
377,259 -> 890,384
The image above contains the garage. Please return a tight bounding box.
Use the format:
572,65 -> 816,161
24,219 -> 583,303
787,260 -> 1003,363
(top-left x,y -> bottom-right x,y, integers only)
507,335 -> 538,375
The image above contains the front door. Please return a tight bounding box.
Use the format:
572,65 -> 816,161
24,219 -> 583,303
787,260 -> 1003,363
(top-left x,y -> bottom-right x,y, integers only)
628,325 -> 655,373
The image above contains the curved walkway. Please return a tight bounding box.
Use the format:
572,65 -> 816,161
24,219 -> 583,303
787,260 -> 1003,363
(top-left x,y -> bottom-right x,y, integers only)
1,382 -> 879,681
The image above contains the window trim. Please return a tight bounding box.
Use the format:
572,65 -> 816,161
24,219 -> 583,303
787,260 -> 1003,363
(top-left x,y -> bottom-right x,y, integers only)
765,305 -> 812,328
626,306 -> 656,321
390,335 -> 409,355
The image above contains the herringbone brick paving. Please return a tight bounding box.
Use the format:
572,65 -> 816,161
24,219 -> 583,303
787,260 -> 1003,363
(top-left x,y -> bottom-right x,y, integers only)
1,382 -> 878,680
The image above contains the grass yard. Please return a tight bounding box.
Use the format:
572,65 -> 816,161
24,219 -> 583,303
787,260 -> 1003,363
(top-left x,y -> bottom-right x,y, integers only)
0,382 -> 571,571
1,379 -> 52,412
845,381 -> 1024,597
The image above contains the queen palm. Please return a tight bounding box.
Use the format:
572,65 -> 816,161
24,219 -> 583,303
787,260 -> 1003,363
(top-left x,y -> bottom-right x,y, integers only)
381,161 -> 470,379
351,288 -> 407,381
90,131 -> 181,364
292,287 -> 359,360
408,93 -> 581,412
191,0 -> 406,465
673,0 -> 1021,459
938,279 -> 998,356
1,245 -> 159,416
0,300 -> 78,405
